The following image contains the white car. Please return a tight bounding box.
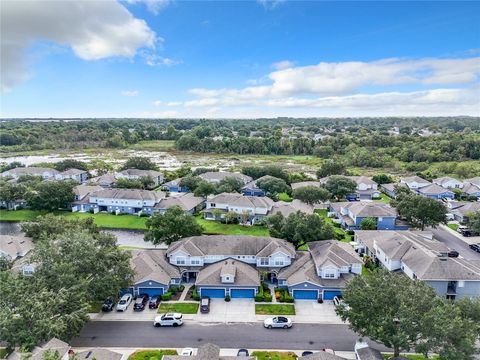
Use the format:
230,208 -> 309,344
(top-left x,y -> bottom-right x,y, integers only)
153,313 -> 183,327
115,294 -> 132,312
263,316 -> 292,329
180,348 -> 194,356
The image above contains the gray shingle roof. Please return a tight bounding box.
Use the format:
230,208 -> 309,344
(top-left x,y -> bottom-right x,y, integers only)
61,168 -> 87,176
199,171 -> 252,184
196,259 -> 260,287
331,201 -> 397,218
119,168 -> 163,177
166,235 -> 296,258
162,343 -> 256,360
131,249 -> 181,285
0,235 -> 33,260
73,184 -> 103,199
355,347 -> 383,360
400,176 -> 431,187
291,181 -> 321,190
433,176 -> 461,186
207,192 -> 274,209
417,183 -> 453,195
309,240 -> 362,269
8,338 -> 70,360
271,199 -> 314,217
462,182 -> 480,195
76,348 -> 122,360
242,175 -> 279,190
464,177 -> 480,186
90,188 -> 165,202
299,351 -> 347,360
3,167 -> 59,176
88,173 -> 117,186
155,193 -> 205,211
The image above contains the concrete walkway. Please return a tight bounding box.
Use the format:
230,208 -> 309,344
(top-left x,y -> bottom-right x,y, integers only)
268,284 -> 277,303
179,284 -> 192,301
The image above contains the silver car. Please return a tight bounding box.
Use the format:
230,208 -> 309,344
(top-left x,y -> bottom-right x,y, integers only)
115,294 -> 132,312
263,316 -> 292,329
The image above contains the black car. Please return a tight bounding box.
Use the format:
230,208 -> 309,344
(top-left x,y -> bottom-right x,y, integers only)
470,243 -> 480,253
200,297 -> 210,313
237,349 -> 249,357
133,294 -> 149,311
149,296 -> 161,309
301,351 -> 314,356
448,250 -> 459,258
101,298 -> 115,312
458,227 -> 480,237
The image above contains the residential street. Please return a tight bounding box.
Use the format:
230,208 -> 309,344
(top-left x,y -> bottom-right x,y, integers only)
71,321 -> 389,352
430,226 -> 480,261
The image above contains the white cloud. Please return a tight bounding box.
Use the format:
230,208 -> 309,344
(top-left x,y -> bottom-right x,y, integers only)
126,0 -> 172,15
257,0 -> 286,10
152,100 -> 182,106
271,60 -> 295,70
1,0 -> 156,92
121,90 -> 139,97
141,52 -> 181,67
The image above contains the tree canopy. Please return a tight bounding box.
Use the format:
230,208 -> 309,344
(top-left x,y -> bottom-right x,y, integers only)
216,177 -> 244,194
145,206 -> 204,245
316,159 -> 346,178
292,186 -> 331,205
121,156 -> 158,170
256,177 -> 291,198
393,193 -> 447,230
324,176 -> 357,199
25,180 -> 76,211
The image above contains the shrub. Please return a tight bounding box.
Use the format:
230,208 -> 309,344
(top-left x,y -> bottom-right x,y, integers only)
333,222 -> 341,228
191,287 -> 200,301
261,281 -> 269,291
264,293 -> 273,302
347,230 -> 355,235
139,213 -> 149,217
224,295 -> 231,302
255,293 -> 265,302
161,292 -> 172,301
169,286 -> 179,295
282,292 -> 294,303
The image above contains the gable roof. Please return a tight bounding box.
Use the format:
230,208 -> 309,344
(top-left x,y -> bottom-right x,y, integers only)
417,183 -> 454,195
196,259 -> 259,286
131,249 -> 181,285
207,192 -> 274,209
299,351 -> 347,360
271,199 -> 314,217
331,201 -> 397,218
118,168 -> 163,177
449,201 -> 480,215
462,182 -> 480,195
355,347 -> 383,360
309,240 -> 362,269
2,167 -> 59,176
73,184 -> 103,199
166,235 -> 296,258
155,192 -> 205,211
8,338 -> 70,360
199,171 -> 252,184
0,235 -> 33,259
76,348 -> 123,360
464,177 -> 480,186
61,168 -> 86,176
433,176 -> 461,186
291,181 -> 321,190
89,188 -> 165,202
162,343 -> 256,360
88,173 -> 116,186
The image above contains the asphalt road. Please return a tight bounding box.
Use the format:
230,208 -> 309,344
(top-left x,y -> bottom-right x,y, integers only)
430,227 -> 480,261
71,321 -> 389,352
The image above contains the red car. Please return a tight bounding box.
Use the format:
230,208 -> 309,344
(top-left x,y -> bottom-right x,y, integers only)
149,295 -> 161,309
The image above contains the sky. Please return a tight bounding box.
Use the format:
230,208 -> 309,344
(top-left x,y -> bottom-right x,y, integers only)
1,0 -> 479,118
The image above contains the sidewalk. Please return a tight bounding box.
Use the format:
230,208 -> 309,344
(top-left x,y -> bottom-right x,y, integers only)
441,224 -> 480,245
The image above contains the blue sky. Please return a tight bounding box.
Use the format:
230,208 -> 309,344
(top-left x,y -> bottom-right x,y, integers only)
1,0 -> 479,118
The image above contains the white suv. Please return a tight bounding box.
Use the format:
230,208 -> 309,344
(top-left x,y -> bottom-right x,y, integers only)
153,313 -> 183,327
115,294 -> 132,312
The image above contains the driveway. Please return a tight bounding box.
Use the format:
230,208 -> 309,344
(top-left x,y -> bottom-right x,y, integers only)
193,299 -> 256,323
90,307 -> 159,321
293,301 -> 344,324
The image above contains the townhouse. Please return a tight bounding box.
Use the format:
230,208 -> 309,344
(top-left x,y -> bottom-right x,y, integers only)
161,178 -> 189,193
398,176 -> 455,200
462,177 -> 480,199
203,192 -> 274,224
116,168 -> 164,187
88,173 -> 117,187
355,230 -> 480,299
154,193 -> 205,215
198,171 -> 252,185
1,166 -> 59,180
433,176 -> 463,189
447,201 -> 480,223
270,199 -> 314,217
87,188 -> 165,215
55,168 -> 88,183
328,201 -> 408,231
277,240 -> 363,300
0,235 -> 35,276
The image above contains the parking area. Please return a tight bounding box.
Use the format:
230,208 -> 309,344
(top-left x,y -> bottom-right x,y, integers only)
193,299 -> 257,323
90,307 -> 159,321
293,301 -> 343,324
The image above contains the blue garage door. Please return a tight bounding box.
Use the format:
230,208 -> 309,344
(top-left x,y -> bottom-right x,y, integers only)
323,290 -> 342,300
293,290 -> 318,300
200,288 -> 225,298
138,287 -> 164,297
231,289 -> 255,298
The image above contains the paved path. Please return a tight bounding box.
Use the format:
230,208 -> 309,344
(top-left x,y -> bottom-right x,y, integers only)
179,284 -> 192,301
71,321 -> 390,352
431,226 -> 480,260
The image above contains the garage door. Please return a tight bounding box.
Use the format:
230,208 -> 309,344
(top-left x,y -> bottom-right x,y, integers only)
323,290 -> 342,300
138,287 -> 164,297
200,288 -> 225,298
231,289 -> 255,298
293,290 -> 318,300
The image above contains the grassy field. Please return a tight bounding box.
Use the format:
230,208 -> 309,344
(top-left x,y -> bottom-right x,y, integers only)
315,209 -> 352,243
251,351 -> 298,360
447,223 -> 459,231
128,350 -> 178,360
158,302 -> 199,314
255,304 -> 296,315
196,215 -> 270,236
128,140 -> 175,151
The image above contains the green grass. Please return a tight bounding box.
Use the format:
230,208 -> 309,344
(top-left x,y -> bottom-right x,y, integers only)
255,304 -> 296,315
374,193 -> 392,204
158,302 -> 199,314
128,350 -> 178,360
251,351 -> 298,360
128,140 -> 175,151
196,215 -> 270,236
447,223 -> 459,231
297,243 -> 309,251
0,348 -> 8,359
315,209 -> 352,243
0,209 -> 47,221
277,192 -> 293,202
383,354 -> 438,360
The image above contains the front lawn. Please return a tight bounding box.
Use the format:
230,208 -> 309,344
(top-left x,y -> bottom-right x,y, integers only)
128,350 -> 178,360
277,192 -> 293,202
158,302 -> 199,314
196,216 -> 270,236
255,304 -> 296,315
447,223 -> 459,231
251,351 -> 298,360
374,193 -> 391,204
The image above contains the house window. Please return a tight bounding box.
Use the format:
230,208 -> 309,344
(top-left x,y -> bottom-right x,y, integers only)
324,273 -> 335,278
274,257 -> 284,266
458,281 -> 465,288
176,257 -> 186,265
190,259 -> 200,265
210,203 -> 216,207
260,257 -> 269,266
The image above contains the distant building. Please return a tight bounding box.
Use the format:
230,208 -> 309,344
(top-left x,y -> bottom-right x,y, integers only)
161,178 -> 189,193
116,168 -> 164,187
55,168 -> 88,183
154,193 -> 205,215
198,171 -> 252,185
270,199 -> 314,217
447,201 -> 480,223
433,176 -> 463,190
319,176 -> 380,201
87,188 -> 165,215
416,183 -> 455,200
88,172 -> 117,187
8,338 -> 70,360
0,235 -> 35,276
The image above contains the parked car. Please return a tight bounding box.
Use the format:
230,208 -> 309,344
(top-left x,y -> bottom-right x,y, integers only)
237,349 -> 249,356
133,294 -> 149,311
101,298 -> 115,312
180,348 -> 194,356
149,295 -> 161,309
333,295 -> 350,311
448,250 -> 459,258
116,294 -> 132,312
200,297 -> 210,313
153,313 -> 183,327
470,243 -> 480,253
457,226 -> 480,237
301,351 -> 313,356
263,316 -> 292,329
